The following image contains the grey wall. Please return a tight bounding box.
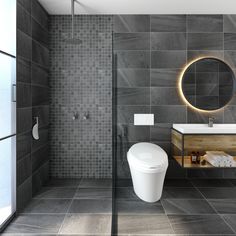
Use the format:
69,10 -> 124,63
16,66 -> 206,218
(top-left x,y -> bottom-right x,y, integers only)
17,0 -> 50,211
114,15 -> 236,179
49,16 -> 113,178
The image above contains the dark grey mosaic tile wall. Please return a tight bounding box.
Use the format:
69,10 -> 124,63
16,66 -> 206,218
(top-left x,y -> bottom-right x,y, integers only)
49,16 -> 113,178
17,0 -> 50,211
114,15 -> 236,179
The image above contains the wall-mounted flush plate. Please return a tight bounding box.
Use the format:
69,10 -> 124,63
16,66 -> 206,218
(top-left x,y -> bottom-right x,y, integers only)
134,114 -> 154,126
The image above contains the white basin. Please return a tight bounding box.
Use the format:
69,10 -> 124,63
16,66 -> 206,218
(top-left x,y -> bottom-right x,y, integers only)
173,124 -> 236,134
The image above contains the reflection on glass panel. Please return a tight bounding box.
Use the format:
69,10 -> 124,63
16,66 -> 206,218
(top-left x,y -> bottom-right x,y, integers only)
0,0 -> 16,56
0,137 -> 16,226
0,53 -> 16,139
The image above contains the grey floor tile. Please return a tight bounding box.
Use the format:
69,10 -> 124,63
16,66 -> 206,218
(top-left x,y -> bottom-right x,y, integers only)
162,199 -> 216,214
116,179 -> 133,187
68,199 -> 112,213
59,214 -> 111,235
191,179 -> 234,187
198,187 -> 236,199
34,187 -> 77,199
209,199 -> 236,214
117,199 -> 165,214
3,214 -> 65,234
231,179 -> 236,186
23,199 -> 71,213
168,214 -> 234,234
223,215 -> 236,233
45,178 -> 81,187
116,187 -> 139,200
79,178 -> 112,188
74,188 -> 112,199
164,179 -> 193,187
162,187 -> 203,199
117,214 -> 174,234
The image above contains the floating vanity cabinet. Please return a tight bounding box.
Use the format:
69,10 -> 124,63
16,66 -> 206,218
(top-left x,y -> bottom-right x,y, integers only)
171,124 -> 236,168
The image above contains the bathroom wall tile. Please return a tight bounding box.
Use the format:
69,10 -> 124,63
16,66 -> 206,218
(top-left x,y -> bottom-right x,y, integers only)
187,107 -> 224,123
32,85 -> 49,106
224,105 -> 236,123
113,33 -> 150,50
151,141 -> 171,157
32,19 -> 49,48
150,69 -> 180,87
166,159 -> 187,179
116,51 -> 150,68
113,15 -> 150,32
32,126 -> 49,152
32,161 -> 49,196
17,131 -> 31,160
17,83 -> 32,108
151,105 -> 187,123
31,63 -> 49,86
17,154 -> 32,186
32,0 -> 48,30
32,144 -> 49,172
117,69 -> 150,87
17,4 -> 31,36
32,40 -> 49,68
32,106 -> 49,128
17,58 -> 31,83
151,32 -> 186,50
162,199 -> 216,214
17,30 -> 32,60
187,15 -> 223,32
116,160 -> 131,179
224,33 -> 236,50
150,124 -> 172,142
117,214 -> 174,234
17,108 -> 32,134
117,88 -> 150,105
224,51 -> 236,68
168,214 -> 234,234
17,177 -> 32,212
151,87 -> 183,105
151,15 -> 186,32
3,213 -> 64,234
18,0 -> 31,14
187,33 -> 223,50
151,51 -> 186,69
187,50 -> 224,61
117,105 -> 150,124
224,15 -> 236,32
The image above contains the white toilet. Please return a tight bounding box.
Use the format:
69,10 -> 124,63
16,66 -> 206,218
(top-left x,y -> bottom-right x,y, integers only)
127,142 -> 168,203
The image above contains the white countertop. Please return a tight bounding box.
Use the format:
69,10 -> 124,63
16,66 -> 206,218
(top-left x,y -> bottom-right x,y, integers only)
173,124 -> 236,134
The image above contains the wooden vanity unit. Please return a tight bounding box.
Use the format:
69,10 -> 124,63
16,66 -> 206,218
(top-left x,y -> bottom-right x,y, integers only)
171,125 -> 236,168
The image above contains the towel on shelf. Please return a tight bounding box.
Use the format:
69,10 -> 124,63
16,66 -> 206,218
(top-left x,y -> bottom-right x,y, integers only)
204,151 -> 235,167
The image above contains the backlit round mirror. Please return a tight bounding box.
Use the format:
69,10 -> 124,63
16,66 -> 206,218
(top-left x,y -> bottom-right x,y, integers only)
181,57 -> 235,111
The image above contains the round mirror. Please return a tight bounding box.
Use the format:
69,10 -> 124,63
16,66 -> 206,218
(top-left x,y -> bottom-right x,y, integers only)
181,57 -> 235,111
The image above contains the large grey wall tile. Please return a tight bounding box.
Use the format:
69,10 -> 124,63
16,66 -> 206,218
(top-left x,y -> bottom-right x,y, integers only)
18,0 -> 31,14
224,33 -> 236,50
17,4 -> 31,36
187,33 -> 223,50
114,15 -> 150,32
187,15 -> 223,32
224,15 -> 236,32
151,32 -> 186,50
32,0 -> 48,30
17,108 -> 32,134
32,40 -> 49,67
17,83 -> 31,108
17,132 -> 31,160
151,51 -> 186,68
32,85 -> 49,106
151,106 -> 187,123
116,51 -> 150,68
151,15 -> 186,32
224,51 -> 236,68
32,106 -> 49,127
31,63 -> 48,86
32,19 -> 49,48
114,33 -> 150,50
32,144 -> 49,172
17,154 -> 32,186
117,69 -> 150,87
151,69 -> 179,87
187,50 -> 224,61
17,58 -> 31,83
17,30 -> 32,60
150,124 -> 172,142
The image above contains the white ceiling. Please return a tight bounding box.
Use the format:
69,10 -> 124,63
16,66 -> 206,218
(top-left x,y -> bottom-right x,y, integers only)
39,0 -> 236,15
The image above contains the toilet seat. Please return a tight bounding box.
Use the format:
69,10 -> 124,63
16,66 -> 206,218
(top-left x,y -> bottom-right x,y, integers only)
127,142 -> 168,173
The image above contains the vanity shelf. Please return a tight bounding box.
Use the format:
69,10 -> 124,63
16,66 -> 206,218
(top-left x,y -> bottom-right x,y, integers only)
171,127 -> 236,169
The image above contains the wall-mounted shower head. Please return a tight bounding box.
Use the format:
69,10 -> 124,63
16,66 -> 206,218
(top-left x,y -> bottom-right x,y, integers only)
63,0 -> 82,45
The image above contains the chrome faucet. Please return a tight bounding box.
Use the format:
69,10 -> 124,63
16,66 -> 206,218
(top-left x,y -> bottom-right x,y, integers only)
208,117 -> 214,127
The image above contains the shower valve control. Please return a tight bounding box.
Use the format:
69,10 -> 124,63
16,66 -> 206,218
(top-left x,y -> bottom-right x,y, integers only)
83,112 -> 89,120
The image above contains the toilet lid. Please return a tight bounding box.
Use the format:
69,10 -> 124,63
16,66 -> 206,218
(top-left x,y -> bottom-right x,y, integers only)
128,142 -> 168,169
